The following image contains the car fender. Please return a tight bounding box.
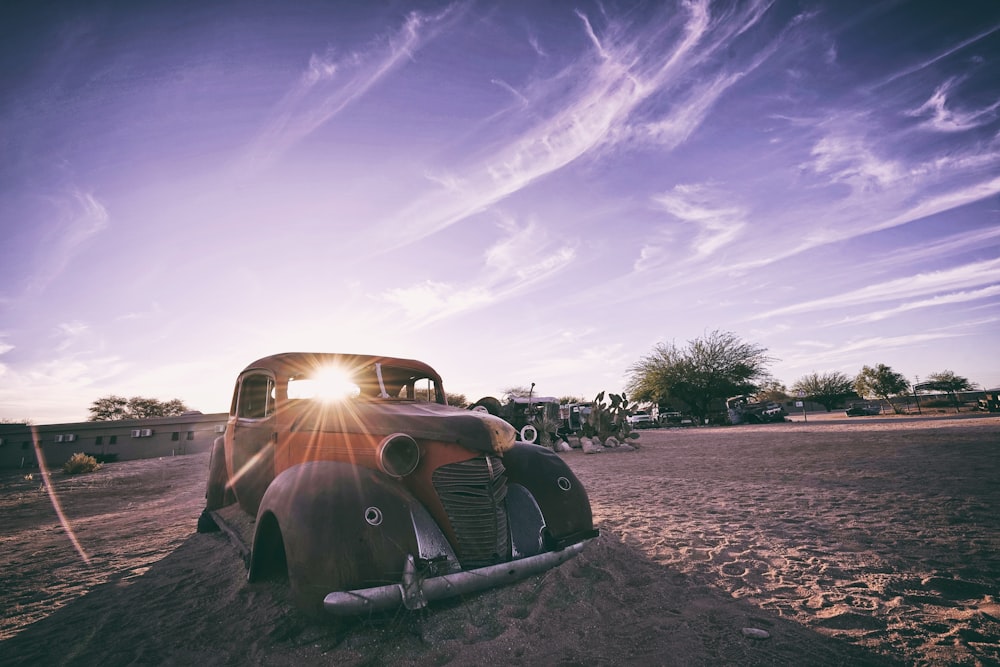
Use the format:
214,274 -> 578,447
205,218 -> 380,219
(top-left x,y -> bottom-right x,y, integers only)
502,443 -> 597,549
249,461 -> 452,611
205,436 -> 234,510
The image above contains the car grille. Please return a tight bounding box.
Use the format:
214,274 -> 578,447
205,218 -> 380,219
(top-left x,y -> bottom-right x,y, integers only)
431,455 -> 510,568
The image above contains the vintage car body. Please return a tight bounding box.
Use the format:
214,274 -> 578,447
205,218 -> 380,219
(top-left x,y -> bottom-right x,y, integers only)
199,353 -> 597,614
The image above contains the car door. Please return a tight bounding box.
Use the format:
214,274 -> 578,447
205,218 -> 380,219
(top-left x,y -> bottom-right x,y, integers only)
231,370 -> 276,514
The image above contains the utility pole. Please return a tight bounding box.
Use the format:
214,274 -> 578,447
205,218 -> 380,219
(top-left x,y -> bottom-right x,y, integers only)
913,376 -> 922,415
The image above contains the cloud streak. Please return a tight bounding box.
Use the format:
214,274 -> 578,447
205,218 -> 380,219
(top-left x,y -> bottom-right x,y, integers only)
753,258 -> 1000,320
380,215 -> 576,324
242,6 -> 460,171
376,0 -> 776,250
25,190 -> 109,296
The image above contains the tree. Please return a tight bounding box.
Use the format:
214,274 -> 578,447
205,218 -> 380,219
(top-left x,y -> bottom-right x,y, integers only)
626,330 -> 773,423
446,392 -> 469,408
754,380 -> 789,404
854,364 -> 909,414
792,371 -> 855,412
88,395 -> 190,421
502,385 -> 536,398
922,370 -> 975,412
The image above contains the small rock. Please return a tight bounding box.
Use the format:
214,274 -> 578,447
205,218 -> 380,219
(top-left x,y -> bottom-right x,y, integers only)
742,627 -> 770,640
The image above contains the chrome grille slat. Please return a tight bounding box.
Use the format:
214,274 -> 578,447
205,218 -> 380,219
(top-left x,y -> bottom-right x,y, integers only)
432,456 -> 509,568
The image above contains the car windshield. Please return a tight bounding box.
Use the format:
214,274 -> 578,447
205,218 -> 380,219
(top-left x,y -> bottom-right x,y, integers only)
287,362 -> 441,403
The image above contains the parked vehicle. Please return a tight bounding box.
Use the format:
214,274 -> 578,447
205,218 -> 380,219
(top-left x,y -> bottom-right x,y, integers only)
626,410 -> 656,429
846,403 -> 882,416
726,395 -> 786,424
471,394 -> 561,443
198,353 -> 598,615
977,389 -> 1000,412
556,402 -> 593,440
659,411 -> 695,426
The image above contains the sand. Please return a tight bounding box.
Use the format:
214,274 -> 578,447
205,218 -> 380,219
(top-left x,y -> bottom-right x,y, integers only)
1,414 -> 997,666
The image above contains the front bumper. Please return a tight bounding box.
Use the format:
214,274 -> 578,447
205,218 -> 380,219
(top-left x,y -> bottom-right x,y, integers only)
323,539 -> 591,615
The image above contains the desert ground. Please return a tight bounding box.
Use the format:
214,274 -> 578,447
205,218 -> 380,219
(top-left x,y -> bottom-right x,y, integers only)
1,413 -> 997,666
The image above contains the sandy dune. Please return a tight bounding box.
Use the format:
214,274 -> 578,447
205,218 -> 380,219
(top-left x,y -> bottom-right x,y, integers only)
1,415 -> 997,665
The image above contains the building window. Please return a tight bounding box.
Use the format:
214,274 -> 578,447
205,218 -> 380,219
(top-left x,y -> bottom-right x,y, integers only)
186,431 -> 194,440
171,432 -> 180,441
95,436 -> 104,445
109,435 -> 117,445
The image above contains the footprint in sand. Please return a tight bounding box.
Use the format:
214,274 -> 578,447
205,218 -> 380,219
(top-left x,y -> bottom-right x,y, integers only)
720,561 -> 749,577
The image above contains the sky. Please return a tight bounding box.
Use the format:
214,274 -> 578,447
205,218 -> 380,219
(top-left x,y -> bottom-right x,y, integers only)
1,0 -> 999,424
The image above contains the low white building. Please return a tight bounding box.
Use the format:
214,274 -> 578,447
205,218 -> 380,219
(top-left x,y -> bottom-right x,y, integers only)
0,412 -> 228,470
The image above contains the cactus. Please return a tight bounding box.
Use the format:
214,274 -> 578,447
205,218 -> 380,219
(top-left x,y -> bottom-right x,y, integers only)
585,391 -> 640,444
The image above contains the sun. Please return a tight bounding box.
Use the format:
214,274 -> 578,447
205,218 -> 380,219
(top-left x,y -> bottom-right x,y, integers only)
288,365 -> 361,402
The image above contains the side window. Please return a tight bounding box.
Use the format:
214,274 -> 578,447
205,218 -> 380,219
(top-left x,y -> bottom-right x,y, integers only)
237,374 -> 275,419
412,377 -> 440,403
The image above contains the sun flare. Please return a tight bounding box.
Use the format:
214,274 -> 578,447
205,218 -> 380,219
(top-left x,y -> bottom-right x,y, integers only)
288,365 -> 361,402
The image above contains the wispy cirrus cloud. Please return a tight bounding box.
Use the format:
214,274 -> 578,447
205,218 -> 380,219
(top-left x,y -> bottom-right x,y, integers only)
831,285 -> 1000,324
806,133 -> 905,191
242,6 -> 460,172
0,353 -> 129,423
875,226 -> 1000,270
906,77 -> 1000,133
753,257 -> 1000,320
378,0 -> 777,249
877,23 -> 1000,88
712,156 -> 1000,278
781,331 -> 967,371
644,183 -> 747,265
26,190 -> 109,296
381,215 -> 575,323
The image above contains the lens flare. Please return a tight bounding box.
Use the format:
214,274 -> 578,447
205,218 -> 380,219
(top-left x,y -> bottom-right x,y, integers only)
288,365 -> 361,402
32,426 -> 91,566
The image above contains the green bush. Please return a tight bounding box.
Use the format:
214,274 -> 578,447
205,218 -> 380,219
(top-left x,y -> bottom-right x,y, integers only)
63,452 -> 101,475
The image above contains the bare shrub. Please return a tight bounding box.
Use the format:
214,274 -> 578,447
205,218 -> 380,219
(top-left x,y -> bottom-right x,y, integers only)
62,453 -> 101,475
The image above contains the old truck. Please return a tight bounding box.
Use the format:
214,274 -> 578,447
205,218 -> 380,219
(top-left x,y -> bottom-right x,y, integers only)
726,395 -> 786,424
198,353 -> 597,615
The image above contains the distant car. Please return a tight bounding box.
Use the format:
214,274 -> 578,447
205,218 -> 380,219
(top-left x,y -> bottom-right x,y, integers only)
659,411 -> 694,426
198,353 -> 598,615
627,410 -> 655,429
846,404 -> 881,417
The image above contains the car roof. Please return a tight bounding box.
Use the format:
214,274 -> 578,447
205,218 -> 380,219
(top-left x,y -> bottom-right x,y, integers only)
241,352 -> 442,382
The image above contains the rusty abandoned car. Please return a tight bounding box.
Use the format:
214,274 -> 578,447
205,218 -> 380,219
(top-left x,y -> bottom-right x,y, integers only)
198,353 -> 598,615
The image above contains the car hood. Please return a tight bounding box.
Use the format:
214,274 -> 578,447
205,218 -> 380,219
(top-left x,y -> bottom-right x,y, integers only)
284,400 -> 517,454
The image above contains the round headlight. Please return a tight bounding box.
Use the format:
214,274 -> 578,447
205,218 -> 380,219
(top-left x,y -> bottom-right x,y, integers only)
378,433 -> 420,478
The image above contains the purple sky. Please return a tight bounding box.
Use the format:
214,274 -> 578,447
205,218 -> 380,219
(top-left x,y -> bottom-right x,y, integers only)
2,0 -> 999,423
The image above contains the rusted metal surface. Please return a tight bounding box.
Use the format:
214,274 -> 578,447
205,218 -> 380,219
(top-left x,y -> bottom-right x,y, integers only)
200,352 -> 597,613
